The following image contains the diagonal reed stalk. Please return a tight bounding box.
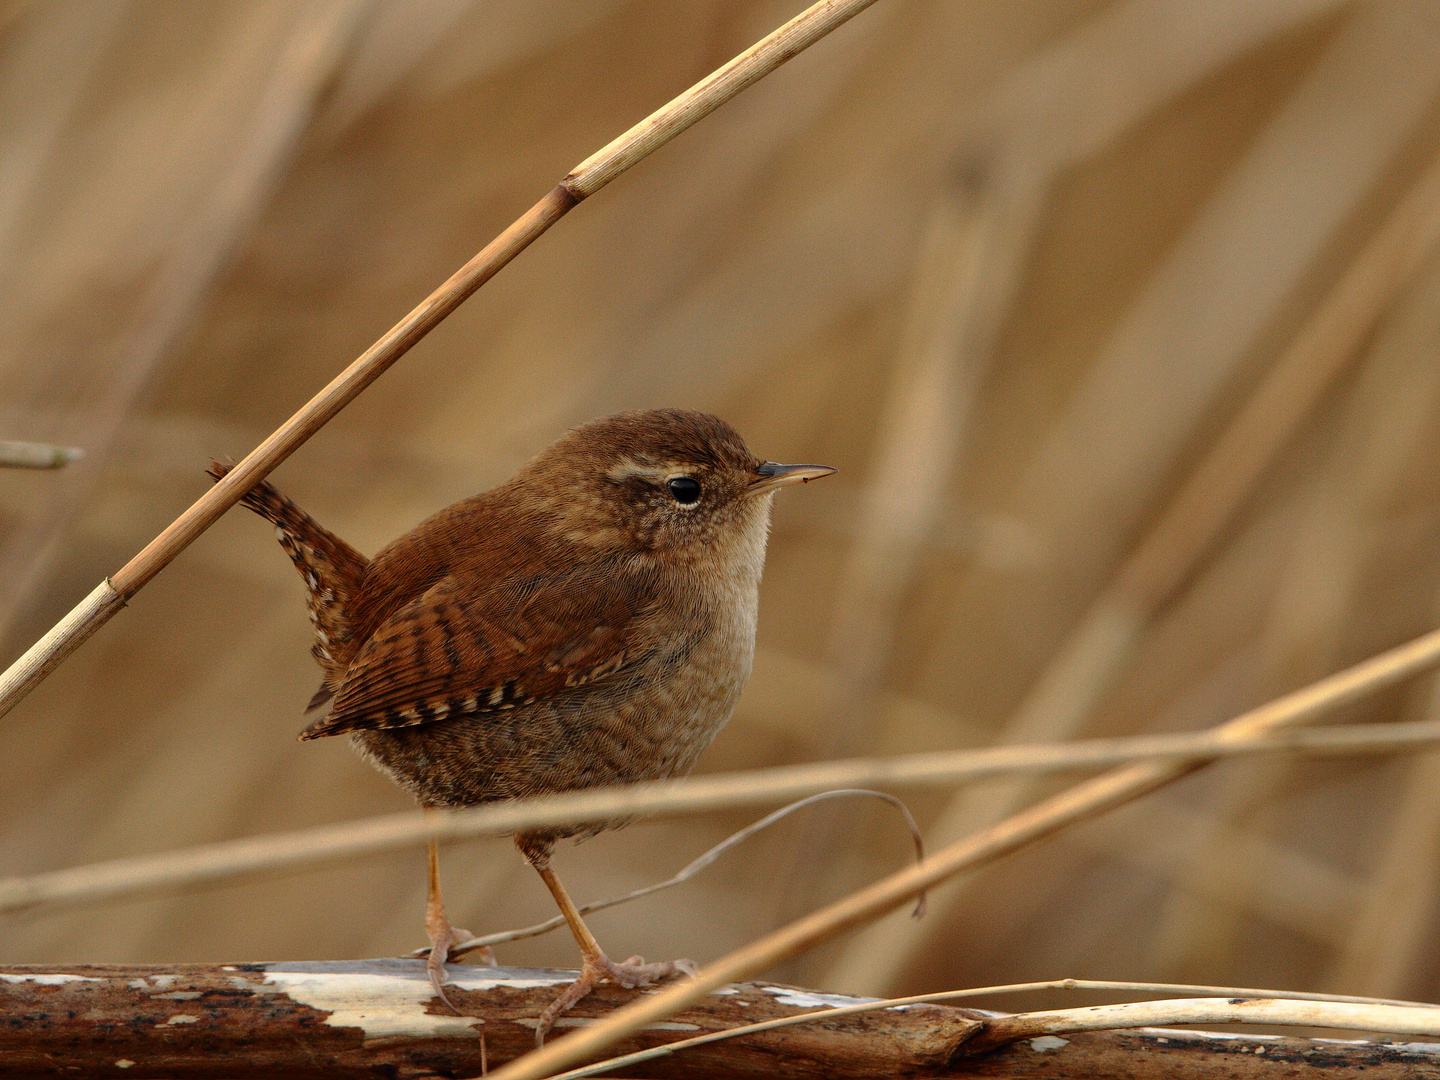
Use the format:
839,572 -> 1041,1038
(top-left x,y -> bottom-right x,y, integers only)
481,623 -> 1440,1079
0,0 -> 882,723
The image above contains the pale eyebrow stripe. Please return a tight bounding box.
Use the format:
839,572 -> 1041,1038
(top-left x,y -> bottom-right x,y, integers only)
606,459 -> 687,482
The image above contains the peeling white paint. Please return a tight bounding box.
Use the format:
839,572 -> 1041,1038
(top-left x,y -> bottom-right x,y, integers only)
128,975 -> 188,991
0,973 -> 101,985
114,1060 -> 135,1069
1153,1029 -> 1283,1043
760,986 -> 875,1010
1029,1036 -> 1069,1051
447,968 -> 575,992
160,1015 -> 199,1026
261,961 -> 510,1040
154,991 -> 202,1000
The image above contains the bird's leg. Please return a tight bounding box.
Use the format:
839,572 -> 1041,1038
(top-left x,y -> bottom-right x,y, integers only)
518,836 -> 695,1044
423,814 -> 490,1012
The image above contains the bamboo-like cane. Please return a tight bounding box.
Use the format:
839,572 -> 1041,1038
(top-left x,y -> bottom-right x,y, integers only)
0,0 -> 881,723
968,998 -> 1440,1050
5,714 -> 1440,917
481,624 -> 1440,1079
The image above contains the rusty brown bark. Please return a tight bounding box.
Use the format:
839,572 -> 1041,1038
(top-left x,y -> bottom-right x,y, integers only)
2,961 -> 1437,1078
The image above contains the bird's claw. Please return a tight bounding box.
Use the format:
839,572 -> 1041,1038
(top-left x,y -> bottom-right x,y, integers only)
534,953 -> 695,1045
425,920 -> 485,1014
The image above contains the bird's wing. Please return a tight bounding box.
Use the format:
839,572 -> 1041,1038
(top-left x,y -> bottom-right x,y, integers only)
299,569 -> 664,740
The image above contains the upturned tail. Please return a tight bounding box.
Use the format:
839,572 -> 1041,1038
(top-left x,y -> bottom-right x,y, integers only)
207,461 -> 370,706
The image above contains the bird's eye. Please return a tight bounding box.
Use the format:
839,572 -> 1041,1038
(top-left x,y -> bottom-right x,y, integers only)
667,476 -> 701,504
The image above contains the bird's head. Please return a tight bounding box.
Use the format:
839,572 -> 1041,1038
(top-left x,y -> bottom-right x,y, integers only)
514,408 -> 834,564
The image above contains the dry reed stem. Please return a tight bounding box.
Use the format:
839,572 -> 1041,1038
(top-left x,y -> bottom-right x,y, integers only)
968,998 -> 1440,1050
0,441 -> 83,469
1110,155 -> 1440,616
1144,232 -> 1440,979
0,0 -> 881,723
466,624 -> 1440,1079
4,716 -> 1439,917
1151,236 -> 1440,976
1320,255 -> 1440,997
1331,605 -> 1440,992
1330,747 -> 1440,993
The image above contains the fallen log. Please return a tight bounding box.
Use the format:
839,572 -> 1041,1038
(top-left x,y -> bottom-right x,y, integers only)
2,960 -> 1438,1078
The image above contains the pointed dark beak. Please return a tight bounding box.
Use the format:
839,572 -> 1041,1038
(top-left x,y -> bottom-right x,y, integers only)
749,461 -> 837,496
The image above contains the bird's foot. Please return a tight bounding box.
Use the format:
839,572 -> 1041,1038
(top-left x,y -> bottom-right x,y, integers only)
603,953 -> 698,988
534,953 -> 696,1045
410,936 -> 496,965
425,917 -> 489,1013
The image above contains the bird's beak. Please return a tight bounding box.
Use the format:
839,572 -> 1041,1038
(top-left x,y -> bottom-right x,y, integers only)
749,461 -> 837,496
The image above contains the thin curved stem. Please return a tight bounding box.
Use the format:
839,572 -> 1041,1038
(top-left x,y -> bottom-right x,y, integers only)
431,788 -> 926,959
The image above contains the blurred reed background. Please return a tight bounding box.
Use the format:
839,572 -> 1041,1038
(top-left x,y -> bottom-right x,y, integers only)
7,0 -> 1440,1013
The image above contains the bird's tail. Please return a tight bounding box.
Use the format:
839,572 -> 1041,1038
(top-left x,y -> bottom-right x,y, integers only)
207,460 -> 371,692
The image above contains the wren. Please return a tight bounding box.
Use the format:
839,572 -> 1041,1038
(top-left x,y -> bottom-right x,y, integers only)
210,408 -> 833,1038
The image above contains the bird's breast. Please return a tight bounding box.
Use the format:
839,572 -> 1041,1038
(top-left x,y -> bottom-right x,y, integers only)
643,574 -> 759,770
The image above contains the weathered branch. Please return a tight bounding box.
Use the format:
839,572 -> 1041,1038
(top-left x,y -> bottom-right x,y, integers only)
3,961 -> 1438,1079
0,960 -> 981,1079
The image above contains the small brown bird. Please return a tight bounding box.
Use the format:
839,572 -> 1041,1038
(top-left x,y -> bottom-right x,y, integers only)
210,409 -> 833,1037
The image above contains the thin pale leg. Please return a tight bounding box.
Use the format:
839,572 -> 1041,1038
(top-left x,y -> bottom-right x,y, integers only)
423,812 -> 489,1012
519,836 -> 694,1045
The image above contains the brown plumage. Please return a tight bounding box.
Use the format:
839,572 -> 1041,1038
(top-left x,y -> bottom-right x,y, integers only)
211,409 -> 834,1039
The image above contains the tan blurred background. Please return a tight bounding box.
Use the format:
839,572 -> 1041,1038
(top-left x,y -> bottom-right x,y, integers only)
8,0 -> 1440,1011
